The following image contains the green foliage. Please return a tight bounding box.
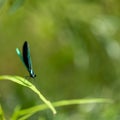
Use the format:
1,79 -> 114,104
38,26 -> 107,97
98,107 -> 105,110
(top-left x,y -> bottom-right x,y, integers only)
0,0 -> 120,119
0,75 -> 111,119
0,105 -> 5,120
0,75 -> 56,115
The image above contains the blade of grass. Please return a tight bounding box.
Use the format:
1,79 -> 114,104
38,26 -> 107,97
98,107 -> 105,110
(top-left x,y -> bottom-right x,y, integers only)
10,106 -> 21,120
0,75 -> 56,115
0,105 -> 6,120
16,98 -> 112,119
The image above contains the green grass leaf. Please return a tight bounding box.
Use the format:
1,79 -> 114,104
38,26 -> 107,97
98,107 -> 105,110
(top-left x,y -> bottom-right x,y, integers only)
0,75 -> 112,119
0,75 -> 56,116
14,98 -> 112,119
0,105 -> 6,120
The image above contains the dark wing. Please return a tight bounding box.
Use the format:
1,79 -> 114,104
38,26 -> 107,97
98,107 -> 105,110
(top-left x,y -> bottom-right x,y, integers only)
23,41 -> 32,71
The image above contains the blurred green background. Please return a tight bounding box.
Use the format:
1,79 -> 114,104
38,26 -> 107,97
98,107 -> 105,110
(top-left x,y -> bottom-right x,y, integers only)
0,0 -> 120,119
